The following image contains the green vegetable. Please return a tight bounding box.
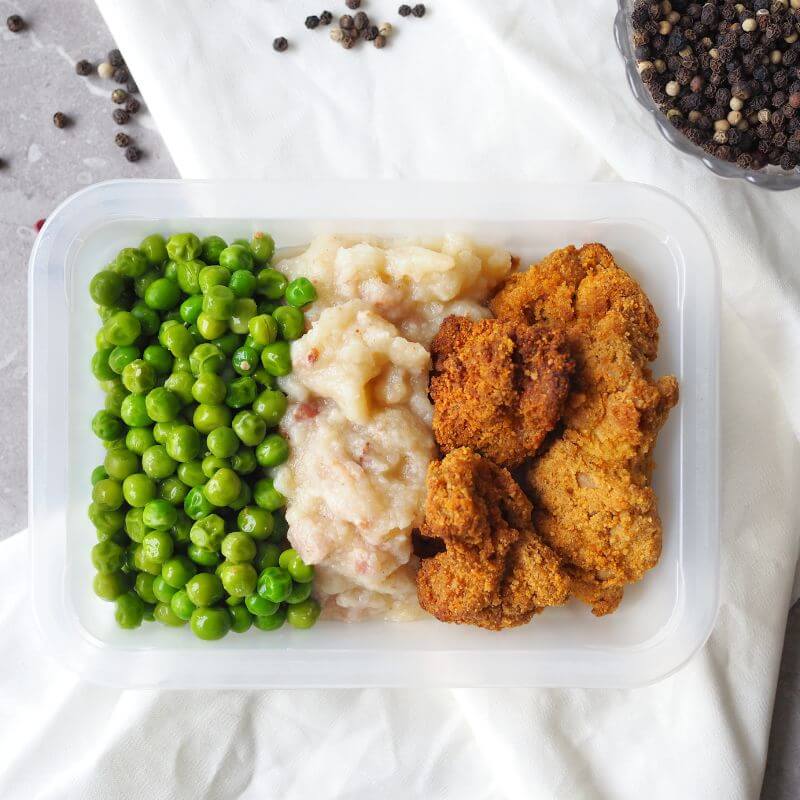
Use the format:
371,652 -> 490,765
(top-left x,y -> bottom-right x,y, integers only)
285,277 -> 317,308
257,566 -> 293,603
166,233 -> 202,262
190,607 -> 231,640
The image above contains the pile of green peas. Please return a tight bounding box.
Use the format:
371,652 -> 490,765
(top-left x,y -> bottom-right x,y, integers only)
88,230 -> 322,640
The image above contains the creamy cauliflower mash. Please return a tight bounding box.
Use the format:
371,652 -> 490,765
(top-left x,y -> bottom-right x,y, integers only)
273,235 -> 513,621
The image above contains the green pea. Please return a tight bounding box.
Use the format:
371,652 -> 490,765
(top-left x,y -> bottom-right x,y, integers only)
229,481 -> 252,512
253,606 -> 286,631
177,296 -> 202,327
160,476 -> 189,506
184,485 -> 215,520
103,311 -> 141,347
104,447 -> 139,480
114,247 -> 149,278
257,566 -> 293,603
189,513 -> 226,551
189,343 -> 225,376
142,344 -> 173,375
272,305 -> 305,340
141,445 -> 175,479
130,302 -> 160,337
154,601 -> 186,627
115,591 -> 145,628
188,543 -> 220,567
141,603 -> 156,622
202,284 -> 235,321
186,572 -> 225,606
120,394 -> 152,427
171,510 -> 193,544
256,542 -> 281,570
122,359 -> 156,395
207,426 -> 239,458
199,265 -> 230,293
286,598 -> 321,629
229,269 -> 257,298
165,424 -> 202,463
142,499 -> 178,532
230,298 -> 257,334
144,277 -> 181,311
260,341 -> 292,377
245,593 -> 279,617
134,572 -> 158,604
258,299 -> 279,316
250,232 -> 275,265
196,312 -> 228,340
91,348 -> 117,381
90,506 -> 125,540
212,331 -> 241,357
177,460 -> 206,488
200,235 -> 227,264
166,232 -> 202,262
164,370 -> 195,405
159,320 -> 194,358
134,269 -> 161,300
152,575 -> 178,603
255,433 -> 289,468
229,604 -> 253,633
194,403 -> 232,434
92,478 -> 124,510
256,268 -> 287,299
108,345 -> 139,375
161,555 -> 197,589
232,345 -> 259,376
124,507 -> 148,543
281,549 -> 315,583
237,505 -> 275,541
98,304 -> 124,323
122,473 -> 157,507
169,588 -> 196,621
91,540 -> 124,573
220,562 -> 258,598
225,376 -> 258,409
202,454 -> 230,479
248,314 -> 278,346
176,259 -> 204,294
190,606 -> 231,640
232,410 -> 266,446
285,277 -> 317,308
90,270 -> 125,306
104,383 -> 129,418
191,373 -> 226,405
230,447 -> 258,475
93,570 -> 129,601
140,233 -> 168,266
204,468 -> 241,507
219,244 -> 254,272
145,387 -> 181,423
153,421 -> 180,444
253,478 -> 286,511
91,465 -> 108,485
286,581 -> 313,604
102,436 -> 128,451
221,532 -> 257,563
141,530 -> 174,563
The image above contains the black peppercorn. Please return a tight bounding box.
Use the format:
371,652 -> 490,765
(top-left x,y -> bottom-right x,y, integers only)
305,15 -> 320,29
365,25 -> 379,41
112,88 -> 128,104
412,4 -> 426,17
374,34 -> 387,48
273,36 -> 289,52
320,11 -> 333,25
341,34 -> 356,49
113,108 -> 130,125
113,67 -> 130,84
354,11 -> 369,30
340,14 -> 354,30
114,132 -> 131,148
6,14 -> 24,32
780,152 -> 798,170
52,112 -> 69,129
75,60 -> 93,76
125,98 -> 140,114
108,49 -> 125,67
126,79 -> 139,94
346,0 -> 361,8
124,146 -> 141,163
399,4 -> 412,16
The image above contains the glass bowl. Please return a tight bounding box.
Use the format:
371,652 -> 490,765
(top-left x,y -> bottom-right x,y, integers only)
614,0 -> 800,191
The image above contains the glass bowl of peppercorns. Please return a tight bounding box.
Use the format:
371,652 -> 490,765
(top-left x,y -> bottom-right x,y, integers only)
616,0 -> 800,189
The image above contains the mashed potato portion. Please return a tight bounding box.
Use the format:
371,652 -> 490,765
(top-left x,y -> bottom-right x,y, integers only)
273,235 -> 513,621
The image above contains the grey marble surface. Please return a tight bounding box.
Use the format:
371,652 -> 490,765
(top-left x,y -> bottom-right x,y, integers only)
0,2 -> 796,798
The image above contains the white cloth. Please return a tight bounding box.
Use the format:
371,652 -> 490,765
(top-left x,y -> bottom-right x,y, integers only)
2,1 -> 799,798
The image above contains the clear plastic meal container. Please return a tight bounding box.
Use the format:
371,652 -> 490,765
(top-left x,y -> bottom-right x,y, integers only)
28,180 -> 719,689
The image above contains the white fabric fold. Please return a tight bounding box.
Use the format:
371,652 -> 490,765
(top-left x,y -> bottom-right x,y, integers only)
2,1 -> 798,797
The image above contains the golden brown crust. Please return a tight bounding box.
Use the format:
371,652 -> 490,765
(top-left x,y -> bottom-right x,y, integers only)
429,316 -> 573,467
492,243 -> 679,616
417,448 -> 570,630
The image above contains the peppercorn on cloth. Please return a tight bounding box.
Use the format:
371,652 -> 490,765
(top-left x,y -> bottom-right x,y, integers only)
2,0 -> 800,798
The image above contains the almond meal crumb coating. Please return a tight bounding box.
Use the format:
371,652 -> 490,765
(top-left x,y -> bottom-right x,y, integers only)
416,448 -> 570,630
490,243 -> 679,616
429,316 -> 573,468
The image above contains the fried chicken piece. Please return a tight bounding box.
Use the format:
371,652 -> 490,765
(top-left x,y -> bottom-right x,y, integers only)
416,448 -> 570,630
490,243 -> 679,616
429,316 -> 573,467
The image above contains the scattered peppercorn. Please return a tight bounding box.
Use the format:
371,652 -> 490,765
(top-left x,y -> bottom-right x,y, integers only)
75,60 -> 94,76
124,146 -> 141,162
354,11 -> 369,30
125,97 -> 141,114
340,14 -> 354,30
374,34 -> 387,48
320,10 -> 333,24
126,79 -> 139,94
112,88 -> 128,104
112,109 -> 130,125
113,67 -> 130,84
346,0 -> 361,8
342,35 -> 357,49
108,49 -> 125,67
365,25 -> 379,40
97,62 -> 114,80
52,112 -> 69,129
6,14 -> 24,32
399,5 -> 412,16
273,36 -> 289,52
412,4 -> 426,17
114,132 -> 131,148
306,15 -> 320,29
330,26 -> 345,42
378,22 -> 393,36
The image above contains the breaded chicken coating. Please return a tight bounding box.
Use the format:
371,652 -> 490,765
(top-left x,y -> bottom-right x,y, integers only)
416,448 -> 570,630
429,316 -> 573,467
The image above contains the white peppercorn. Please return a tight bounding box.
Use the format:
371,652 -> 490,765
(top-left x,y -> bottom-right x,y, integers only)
727,110 -> 743,126
637,60 -> 654,74
378,22 -> 393,36
658,20 -> 672,35
97,62 -> 114,80
758,108 -> 772,124
785,32 -> 798,44
330,27 -> 344,42
654,59 -> 666,73
741,18 -> 757,32
729,97 -> 744,112
713,119 -> 730,132
665,80 -> 680,97
771,50 -> 783,64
